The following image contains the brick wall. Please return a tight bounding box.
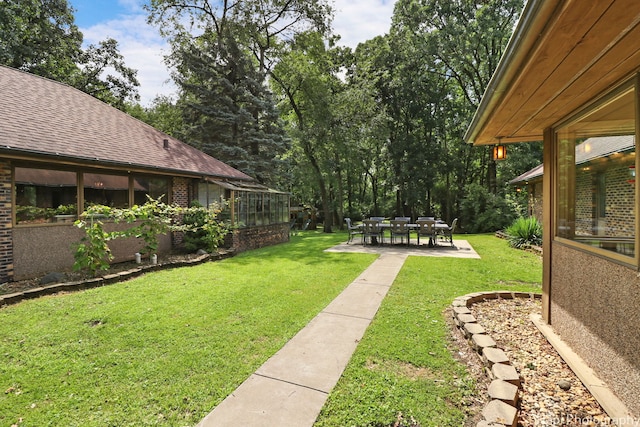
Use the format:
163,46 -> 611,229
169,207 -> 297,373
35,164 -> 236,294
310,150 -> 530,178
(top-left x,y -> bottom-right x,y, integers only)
0,160 -> 12,282
229,223 -> 290,253
528,180 -> 543,222
575,166 -> 634,236
575,171 -> 592,235
171,177 -> 190,247
604,166 -> 635,236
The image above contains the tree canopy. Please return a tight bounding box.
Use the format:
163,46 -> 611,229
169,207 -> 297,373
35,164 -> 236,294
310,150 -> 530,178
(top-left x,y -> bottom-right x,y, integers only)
137,0 -> 542,232
10,0 -> 542,233
0,0 -> 140,109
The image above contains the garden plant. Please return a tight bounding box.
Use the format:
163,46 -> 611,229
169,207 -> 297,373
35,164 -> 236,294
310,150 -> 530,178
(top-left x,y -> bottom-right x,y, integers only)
73,197 -> 229,276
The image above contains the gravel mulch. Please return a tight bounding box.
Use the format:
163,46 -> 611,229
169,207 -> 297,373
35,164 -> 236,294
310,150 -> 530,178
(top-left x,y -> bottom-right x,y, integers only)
470,298 -> 612,427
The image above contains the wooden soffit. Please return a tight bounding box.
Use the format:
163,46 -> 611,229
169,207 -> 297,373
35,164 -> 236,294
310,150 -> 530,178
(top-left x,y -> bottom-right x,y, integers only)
465,0 -> 640,146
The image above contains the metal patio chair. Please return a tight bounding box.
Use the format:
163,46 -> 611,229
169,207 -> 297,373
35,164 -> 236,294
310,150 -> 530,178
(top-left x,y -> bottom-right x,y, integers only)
416,219 -> 437,247
344,217 -> 363,244
389,219 -> 410,245
362,219 -> 383,245
439,218 -> 458,247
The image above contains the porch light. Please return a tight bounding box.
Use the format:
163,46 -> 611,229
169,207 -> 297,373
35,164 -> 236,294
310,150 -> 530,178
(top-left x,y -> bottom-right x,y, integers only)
493,144 -> 507,160
628,165 -> 635,184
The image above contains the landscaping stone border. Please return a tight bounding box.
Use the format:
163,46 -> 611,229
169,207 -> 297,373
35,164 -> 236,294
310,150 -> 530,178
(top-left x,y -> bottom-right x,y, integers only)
451,291 -> 542,427
0,250 -> 235,307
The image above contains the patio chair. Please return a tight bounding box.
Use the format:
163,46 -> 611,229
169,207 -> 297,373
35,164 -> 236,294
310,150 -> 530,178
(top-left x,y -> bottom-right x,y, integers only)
416,219 -> 437,247
389,219 -> 410,245
394,216 -> 411,222
344,217 -> 363,244
439,218 -> 458,247
362,219 -> 383,245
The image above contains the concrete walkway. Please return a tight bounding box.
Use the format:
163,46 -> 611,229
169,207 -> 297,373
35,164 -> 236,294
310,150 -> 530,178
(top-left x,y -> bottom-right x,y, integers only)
196,252 -> 408,427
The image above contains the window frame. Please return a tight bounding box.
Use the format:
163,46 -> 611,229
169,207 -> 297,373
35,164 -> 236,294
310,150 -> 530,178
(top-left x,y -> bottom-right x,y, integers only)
552,77 -> 640,267
14,164 -> 174,227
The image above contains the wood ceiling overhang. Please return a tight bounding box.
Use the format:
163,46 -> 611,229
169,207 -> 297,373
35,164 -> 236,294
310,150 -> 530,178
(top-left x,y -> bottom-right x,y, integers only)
464,0 -> 640,146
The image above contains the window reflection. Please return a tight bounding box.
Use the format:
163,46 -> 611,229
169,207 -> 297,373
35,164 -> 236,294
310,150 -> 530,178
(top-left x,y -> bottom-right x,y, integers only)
134,176 -> 169,205
83,173 -> 129,208
556,85 -> 636,258
15,168 -> 77,224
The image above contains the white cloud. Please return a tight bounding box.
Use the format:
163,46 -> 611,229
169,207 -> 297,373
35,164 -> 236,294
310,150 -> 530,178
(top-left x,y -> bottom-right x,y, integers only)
80,14 -> 177,106
332,0 -> 396,49
79,0 -> 396,105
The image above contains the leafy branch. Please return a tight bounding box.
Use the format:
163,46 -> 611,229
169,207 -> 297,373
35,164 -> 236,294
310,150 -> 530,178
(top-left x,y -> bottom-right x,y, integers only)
73,197 -> 230,276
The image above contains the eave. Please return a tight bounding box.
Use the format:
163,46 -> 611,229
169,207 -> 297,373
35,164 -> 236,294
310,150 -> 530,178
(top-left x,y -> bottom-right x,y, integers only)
465,0 -> 640,146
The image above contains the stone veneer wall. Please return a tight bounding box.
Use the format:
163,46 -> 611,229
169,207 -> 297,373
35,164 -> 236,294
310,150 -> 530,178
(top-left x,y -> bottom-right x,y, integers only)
231,223 -> 289,253
13,223 -> 171,280
550,242 -> 640,416
0,160 -> 13,283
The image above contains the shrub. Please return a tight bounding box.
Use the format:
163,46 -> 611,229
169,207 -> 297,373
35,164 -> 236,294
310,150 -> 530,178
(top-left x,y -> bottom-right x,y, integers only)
460,183 -> 517,233
73,197 -> 230,276
505,216 -> 542,248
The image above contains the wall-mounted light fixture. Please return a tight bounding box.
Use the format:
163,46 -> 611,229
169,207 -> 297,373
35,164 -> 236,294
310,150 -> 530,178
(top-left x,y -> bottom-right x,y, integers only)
493,144 -> 507,161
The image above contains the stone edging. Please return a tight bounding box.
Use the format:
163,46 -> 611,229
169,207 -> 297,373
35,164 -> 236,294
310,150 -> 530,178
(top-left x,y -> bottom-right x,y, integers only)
0,250 -> 235,307
451,291 -> 542,427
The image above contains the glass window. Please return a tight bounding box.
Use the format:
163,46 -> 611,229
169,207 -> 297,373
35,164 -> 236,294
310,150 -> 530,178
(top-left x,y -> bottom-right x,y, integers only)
197,182 -> 224,208
555,84 -> 636,258
15,167 -> 77,224
84,173 -> 129,208
236,191 -> 248,227
221,189 -> 288,228
134,176 -> 169,205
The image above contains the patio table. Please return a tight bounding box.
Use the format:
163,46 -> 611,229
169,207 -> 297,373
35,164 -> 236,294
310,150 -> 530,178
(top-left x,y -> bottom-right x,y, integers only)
358,221 -> 450,246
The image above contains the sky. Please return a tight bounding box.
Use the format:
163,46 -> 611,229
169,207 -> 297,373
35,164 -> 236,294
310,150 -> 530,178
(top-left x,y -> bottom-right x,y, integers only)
69,0 -> 397,106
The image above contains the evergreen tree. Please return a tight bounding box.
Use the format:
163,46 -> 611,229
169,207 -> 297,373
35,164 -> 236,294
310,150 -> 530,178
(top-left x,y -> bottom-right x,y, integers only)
171,29 -> 289,185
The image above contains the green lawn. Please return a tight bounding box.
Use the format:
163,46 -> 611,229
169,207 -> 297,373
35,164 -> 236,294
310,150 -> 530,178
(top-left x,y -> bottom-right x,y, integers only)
315,234 -> 541,426
0,232 -> 541,426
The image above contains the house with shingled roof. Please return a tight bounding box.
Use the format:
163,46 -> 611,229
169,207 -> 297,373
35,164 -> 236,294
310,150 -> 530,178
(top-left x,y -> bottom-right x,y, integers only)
464,0 -> 640,417
0,65 -> 289,281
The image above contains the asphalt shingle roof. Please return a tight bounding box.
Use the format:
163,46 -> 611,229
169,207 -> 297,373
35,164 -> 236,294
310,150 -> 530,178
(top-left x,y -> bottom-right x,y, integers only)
509,135 -> 635,184
0,66 -> 253,181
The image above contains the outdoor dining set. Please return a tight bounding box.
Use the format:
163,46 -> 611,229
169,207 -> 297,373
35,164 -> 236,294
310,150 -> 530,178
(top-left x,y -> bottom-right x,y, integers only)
344,217 -> 458,247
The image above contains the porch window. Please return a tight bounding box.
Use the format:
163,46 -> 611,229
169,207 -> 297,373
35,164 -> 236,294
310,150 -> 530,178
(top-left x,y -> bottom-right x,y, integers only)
83,173 -> 129,208
15,167 -> 77,224
555,83 -> 636,260
134,176 -> 169,205
230,190 -> 288,227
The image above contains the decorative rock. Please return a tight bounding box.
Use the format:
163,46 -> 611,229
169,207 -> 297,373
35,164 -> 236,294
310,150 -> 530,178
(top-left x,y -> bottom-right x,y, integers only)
457,313 -> 477,324
453,306 -> 472,315
471,334 -> 497,352
488,379 -> 519,406
557,379 -> 572,391
491,363 -> 521,387
463,322 -> 486,338
482,400 -> 518,427
482,347 -> 510,367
